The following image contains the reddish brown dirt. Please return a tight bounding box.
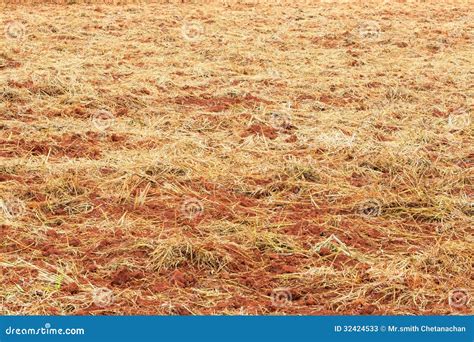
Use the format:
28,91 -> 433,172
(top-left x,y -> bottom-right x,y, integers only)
241,124 -> 279,140
0,1 -> 472,317
175,94 -> 271,112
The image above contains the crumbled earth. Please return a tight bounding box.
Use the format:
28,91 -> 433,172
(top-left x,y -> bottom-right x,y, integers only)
0,1 -> 472,315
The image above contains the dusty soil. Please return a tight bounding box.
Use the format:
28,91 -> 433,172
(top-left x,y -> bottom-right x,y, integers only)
0,0 -> 472,315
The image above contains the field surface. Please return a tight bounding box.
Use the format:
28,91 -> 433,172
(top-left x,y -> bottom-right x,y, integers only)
0,0 -> 473,315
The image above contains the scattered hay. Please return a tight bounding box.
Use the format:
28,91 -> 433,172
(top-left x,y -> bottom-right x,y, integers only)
0,0 -> 472,315
150,237 -> 232,272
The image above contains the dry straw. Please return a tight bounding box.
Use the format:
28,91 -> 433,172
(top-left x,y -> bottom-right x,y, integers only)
0,0 -> 472,315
